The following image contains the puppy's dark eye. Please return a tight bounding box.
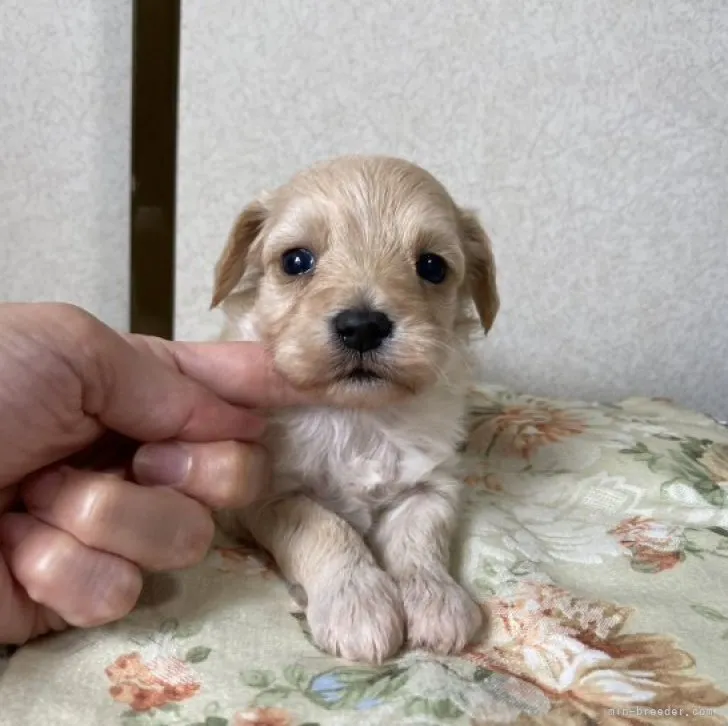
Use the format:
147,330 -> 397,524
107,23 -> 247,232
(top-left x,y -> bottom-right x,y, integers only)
416,253 -> 448,284
281,248 -> 316,276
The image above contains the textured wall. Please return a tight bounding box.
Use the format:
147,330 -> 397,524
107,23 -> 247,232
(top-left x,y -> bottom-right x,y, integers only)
0,1 -> 131,330
176,0 -> 728,416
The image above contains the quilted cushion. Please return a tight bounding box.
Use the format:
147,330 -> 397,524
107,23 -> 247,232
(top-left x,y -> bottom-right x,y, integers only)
1,386 -> 727,725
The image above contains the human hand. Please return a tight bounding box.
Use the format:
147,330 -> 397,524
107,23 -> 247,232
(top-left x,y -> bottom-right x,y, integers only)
0,303 -> 307,644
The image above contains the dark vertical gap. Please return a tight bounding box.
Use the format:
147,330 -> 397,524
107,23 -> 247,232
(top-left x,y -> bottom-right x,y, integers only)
129,0 -> 181,337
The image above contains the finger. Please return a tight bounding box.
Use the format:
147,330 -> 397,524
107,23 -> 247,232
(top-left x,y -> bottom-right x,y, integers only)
0,304 -> 269,488
0,513 -> 142,629
69,312 -> 267,442
21,468 -> 215,572
22,303 -> 265,443
0,536 -> 67,644
161,340 -> 315,409
133,440 -> 270,509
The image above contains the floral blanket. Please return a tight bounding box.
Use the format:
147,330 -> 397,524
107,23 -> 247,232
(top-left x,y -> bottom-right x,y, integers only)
2,386 -> 728,726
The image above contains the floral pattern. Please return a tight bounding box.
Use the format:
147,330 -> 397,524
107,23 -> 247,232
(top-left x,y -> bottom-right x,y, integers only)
465,583 -> 726,724
468,402 -> 588,458
466,394 -> 634,473
610,516 -> 686,573
1,385 -> 728,725
105,651 -> 201,713
233,707 -> 295,726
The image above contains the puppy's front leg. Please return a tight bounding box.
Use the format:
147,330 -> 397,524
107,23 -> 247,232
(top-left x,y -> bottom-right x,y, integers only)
368,478 -> 484,654
244,494 -> 404,663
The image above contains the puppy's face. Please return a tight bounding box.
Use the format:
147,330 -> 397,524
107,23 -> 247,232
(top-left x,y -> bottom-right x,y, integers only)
212,157 -> 498,407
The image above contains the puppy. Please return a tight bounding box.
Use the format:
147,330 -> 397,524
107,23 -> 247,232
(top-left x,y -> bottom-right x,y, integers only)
212,156 -> 499,663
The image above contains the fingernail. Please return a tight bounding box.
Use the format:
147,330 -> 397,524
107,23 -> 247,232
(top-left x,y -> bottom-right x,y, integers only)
134,443 -> 191,487
21,468 -> 65,511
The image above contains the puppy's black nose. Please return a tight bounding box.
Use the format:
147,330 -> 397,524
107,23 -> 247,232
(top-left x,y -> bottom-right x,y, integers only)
333,308 -> 393,352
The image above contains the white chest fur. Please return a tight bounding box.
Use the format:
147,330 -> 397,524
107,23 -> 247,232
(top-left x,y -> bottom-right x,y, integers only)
266,380 -> 468,533
221,306 -> 472,533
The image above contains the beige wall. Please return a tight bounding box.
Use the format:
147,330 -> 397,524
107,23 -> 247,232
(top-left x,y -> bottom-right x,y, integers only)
175,0 -> 728,416
0,1 -> 131,330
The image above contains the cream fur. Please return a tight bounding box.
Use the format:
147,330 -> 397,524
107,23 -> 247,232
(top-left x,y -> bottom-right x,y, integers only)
213,156 -> 497,663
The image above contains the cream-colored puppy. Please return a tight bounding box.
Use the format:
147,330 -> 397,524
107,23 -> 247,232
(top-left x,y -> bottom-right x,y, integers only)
212,156 -> 498,664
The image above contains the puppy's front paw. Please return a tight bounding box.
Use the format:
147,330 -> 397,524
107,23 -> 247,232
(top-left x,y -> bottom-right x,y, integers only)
307,566 -> 405,663
400,572 -> 484,654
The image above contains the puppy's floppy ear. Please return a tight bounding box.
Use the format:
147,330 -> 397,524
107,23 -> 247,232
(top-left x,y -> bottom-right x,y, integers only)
211,199 -> 268,308
458,208 -> 499,333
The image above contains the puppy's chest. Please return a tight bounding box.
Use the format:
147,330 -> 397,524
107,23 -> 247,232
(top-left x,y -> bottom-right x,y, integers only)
267,408 -> 460,532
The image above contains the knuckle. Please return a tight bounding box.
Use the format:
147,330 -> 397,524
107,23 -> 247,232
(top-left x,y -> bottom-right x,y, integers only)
66,477 -> 116,544
20,536 -> 75,603
34,304 -> 110,401
43,301 -> 91,322
14,522 -> 142,629
44,303 -> 100,344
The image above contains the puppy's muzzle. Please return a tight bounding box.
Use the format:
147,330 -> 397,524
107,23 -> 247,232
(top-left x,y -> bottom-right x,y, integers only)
333,308 -> 393,353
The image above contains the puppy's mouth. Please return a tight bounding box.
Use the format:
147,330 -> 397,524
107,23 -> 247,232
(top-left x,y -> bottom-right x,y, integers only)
338,366 -> 385,383
348,368 -> 383,382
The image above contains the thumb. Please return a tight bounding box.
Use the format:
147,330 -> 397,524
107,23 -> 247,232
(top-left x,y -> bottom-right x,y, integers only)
75,316 -> 266,442
0,304 -> 266,489
159,340 -> 316,409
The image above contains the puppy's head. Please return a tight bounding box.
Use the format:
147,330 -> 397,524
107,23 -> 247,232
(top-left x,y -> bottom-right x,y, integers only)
212,156 -> 498,407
